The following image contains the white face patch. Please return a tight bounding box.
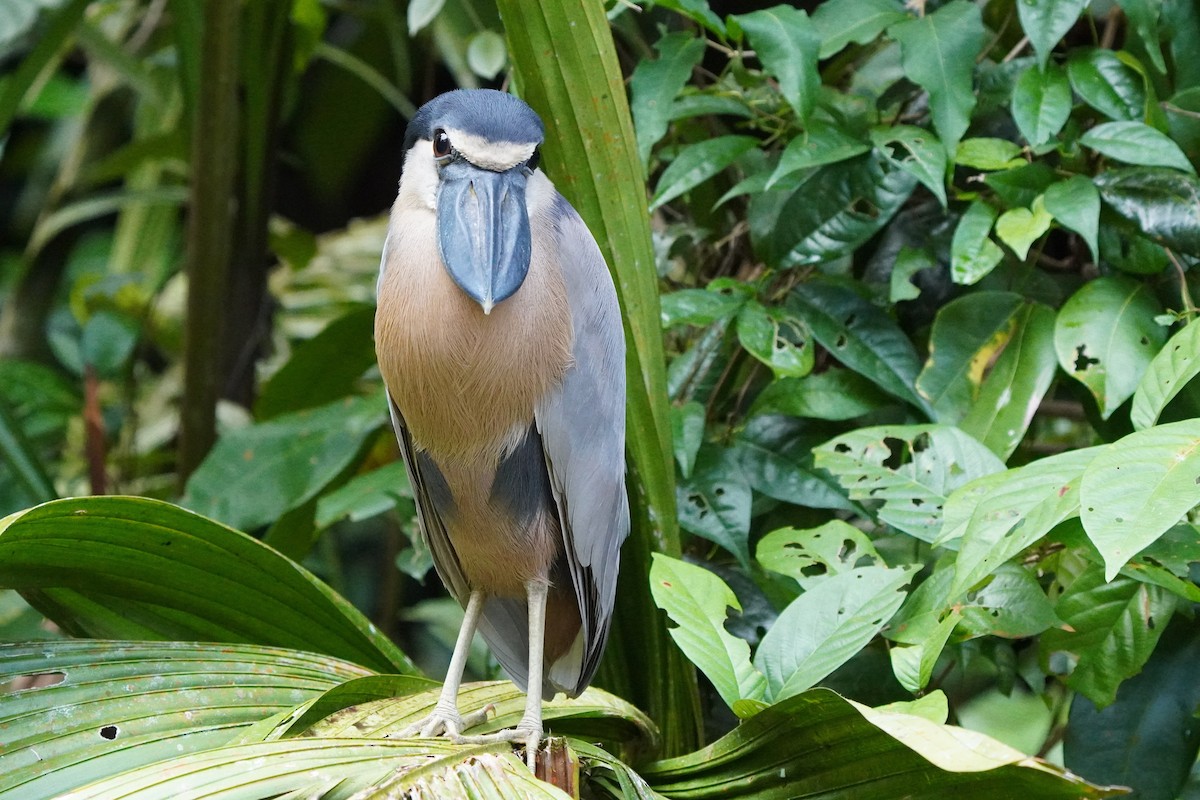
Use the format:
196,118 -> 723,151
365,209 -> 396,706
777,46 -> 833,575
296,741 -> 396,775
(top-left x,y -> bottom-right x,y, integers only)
443,127 -> 538,172
396,140 -> 440,211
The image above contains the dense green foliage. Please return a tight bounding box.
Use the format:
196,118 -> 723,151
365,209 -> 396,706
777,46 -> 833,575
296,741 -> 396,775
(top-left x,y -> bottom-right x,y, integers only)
1,0 -> 1198,797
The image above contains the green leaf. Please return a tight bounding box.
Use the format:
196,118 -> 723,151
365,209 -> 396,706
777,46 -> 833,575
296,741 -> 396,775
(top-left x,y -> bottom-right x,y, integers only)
1017,0 -> 1090,70
995,196 -> 1054,259
732,6 -> 821,121
955,138 -> 1026,171
787,280 -> 930,414
1131,319 -> 1200,430
950,200 -> 1004,284
0,0 -> 90,135
947,447 -> 1100,598
1041,566 -> 1175,708
660,285 -> 747,328
811,0 -> 908,58
756,521 -> 884,590
755,565 -> 918,701
1053,276 -> 1166,418
732,416 -> 859,513
1093,168 -> 1200,256
652,0 -> 726,35
0,397 -> 57,507
1082,121 -> 1196,173
315,460 -> 413,529
256,305 -> 376,419
751,368 -> 889,421
630,32 -> 706,168
890,1 -> 986,155
871,125 -> 949,207
182,392 -> 387,532
1080,419 -> 1200,580
1067,47 -> 1147,121
769,120 -> 871,187
651,135 -> 759,210
890,609 -> 961,693
676,446 -> 752,567
957,563 -> 1061,639
407,0 -> 445,34
735,301 -> 813,378
649,554 -> 767,708
814,424 -> 1006,542
890,246 -> 937,301
0,640 -> 371,800
1012,62 -> 1072,146
0,496 -> 415,674
1115,0 -> 1167,74
466,30 -> 506,79
1044,175 -> 1101,261
670,401 -> 706,480
643,687 -> 1125,798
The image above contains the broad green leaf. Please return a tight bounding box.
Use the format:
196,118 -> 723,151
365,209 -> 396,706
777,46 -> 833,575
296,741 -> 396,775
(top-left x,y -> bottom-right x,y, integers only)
948,448 -> 1101,598
651,135 -> 759,210
732,416 -> 858,513
670,401 -> 705,480
1067,47 -> 1146,121
957,563 -> 1061,639
755,565 -> 918,701
1131,319 -> 1200,430
769,120 -> 871,187
1080,419 -> 1200,579
1093,168 -> 1200,256
630,32 -> 706,168
814,425 -> 1005,541
917,291 -> 1025,421
1054,276 -> 1166,418
676,446 -> 752,567
256,304 -> 376,419
950,200 -> 1004,285
787,280 -> 930,414
734,301 -> 813,379
1081,121 -> 1196,174
0,497 -> 415,674
1044,175 -> 1101,261
182,392 -> 387,531
811,0 -> 908,58
751,368 -> 889,421
959,302 -> 1058,459
761,153 -> 916,268
660,285 -> 747,328
643,688 -> 1125,798
1012,62 -> 1071,146
756,521 -> 884,590
314,460 -> 412,529
955,138 -> 1025,171
995,196 -> 1053,259
732,6 -> 821,121
0,641 -> 371,800
1041,567 -> 1175,708
890,610 -> 961,693
1017,0 -> 1090,70
649,554 -> 767,708
465,30 -> 506,80
985,162 -> 1058,208
871,125 -> 948,207
890,1 -> 986,155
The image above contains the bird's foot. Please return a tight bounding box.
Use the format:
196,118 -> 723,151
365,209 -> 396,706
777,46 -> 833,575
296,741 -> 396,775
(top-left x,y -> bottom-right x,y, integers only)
390,701 -> 495,739
455,721 -> 543,769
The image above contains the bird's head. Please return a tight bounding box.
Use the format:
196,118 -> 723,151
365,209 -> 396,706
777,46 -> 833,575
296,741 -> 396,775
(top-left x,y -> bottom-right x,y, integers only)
400,89 -> 545,315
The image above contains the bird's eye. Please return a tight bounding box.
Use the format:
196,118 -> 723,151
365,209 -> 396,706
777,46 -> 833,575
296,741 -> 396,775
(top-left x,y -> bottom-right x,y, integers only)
433,129 -> 451,158
527,147 -> 541,171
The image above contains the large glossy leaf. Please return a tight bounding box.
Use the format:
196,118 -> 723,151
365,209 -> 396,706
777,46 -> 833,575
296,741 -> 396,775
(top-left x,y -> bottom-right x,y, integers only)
1080,419 -> 1200,580
1041,567 -> 1175,709
731,415 -> 858,513
1094,168 -> 1200,256
0,640 -> 371,800
814,425 -> 1005,542
649,554 -> 767,709
1053,276 -> 1165,418
642,688 -> 1125,798
1067,48 -> 1146,121
1131,319 -> 1200,430
889,1 -> 985,155
731,6 -> 820,121
811,0 -> 907,59
769,120 -> 871,187
1012,62 -> 1071,146
629,32 -> 706,168
750,369 -> 888,422
754,564 -> 918,701
787,280 -> 930,415
0,497 -> 414,674
1016,0 -> 1090,70
1081,122 -> 1196,174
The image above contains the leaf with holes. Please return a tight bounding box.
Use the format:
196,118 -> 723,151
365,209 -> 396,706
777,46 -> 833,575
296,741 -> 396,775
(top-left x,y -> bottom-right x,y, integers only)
1054,276 -> 1166,418
650,554 -> 767,709
814,425 -> 1005,542
950,200 -> 1004,284
871,125 -> 948,208
1080,420 -> 1200,580
1041,566 -> 1176,708
754,565 -> 918,702
756,521 -> 884,591
676,445 -> 752,567
957,563 -> 1061,639
1131,319 -> 1200,430
735,301 -> 813,379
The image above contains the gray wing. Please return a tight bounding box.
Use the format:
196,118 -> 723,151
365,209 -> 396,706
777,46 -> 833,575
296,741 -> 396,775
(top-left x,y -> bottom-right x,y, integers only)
532,194 -> 630,695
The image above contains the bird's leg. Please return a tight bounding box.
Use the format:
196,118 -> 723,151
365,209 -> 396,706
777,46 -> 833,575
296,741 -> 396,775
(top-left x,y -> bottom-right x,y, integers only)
396,589 -> 492,738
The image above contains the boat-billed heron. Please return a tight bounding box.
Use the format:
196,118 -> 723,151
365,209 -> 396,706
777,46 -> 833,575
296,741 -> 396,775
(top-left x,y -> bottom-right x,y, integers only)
375,89 -> 629,763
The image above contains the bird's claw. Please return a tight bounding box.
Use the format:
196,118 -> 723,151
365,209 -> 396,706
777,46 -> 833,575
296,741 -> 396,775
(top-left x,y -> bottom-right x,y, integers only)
390,702 -> 495,740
